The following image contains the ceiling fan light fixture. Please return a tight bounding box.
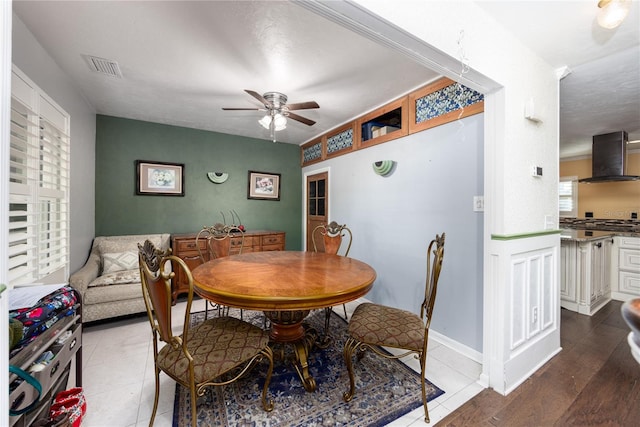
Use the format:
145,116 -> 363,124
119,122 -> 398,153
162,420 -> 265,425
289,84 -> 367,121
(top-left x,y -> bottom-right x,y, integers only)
259,113 -> 287,131
258,115 -> 272,130
273,113 -> 287,131
597,0 -> 631,29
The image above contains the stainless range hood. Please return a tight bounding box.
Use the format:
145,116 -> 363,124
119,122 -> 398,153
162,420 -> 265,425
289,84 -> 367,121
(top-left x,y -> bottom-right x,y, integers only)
579,131 -> 640,183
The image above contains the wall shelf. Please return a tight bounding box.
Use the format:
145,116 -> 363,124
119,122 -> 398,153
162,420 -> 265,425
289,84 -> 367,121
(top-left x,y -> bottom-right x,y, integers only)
301,77 -> 484,167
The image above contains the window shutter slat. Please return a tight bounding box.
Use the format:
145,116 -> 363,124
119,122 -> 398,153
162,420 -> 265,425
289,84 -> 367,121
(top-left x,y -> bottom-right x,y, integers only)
9,66 -> 70,286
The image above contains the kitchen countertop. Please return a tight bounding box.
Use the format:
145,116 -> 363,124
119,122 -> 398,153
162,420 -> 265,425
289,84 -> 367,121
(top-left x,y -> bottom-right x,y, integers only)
560,229 -> 616,242
561,229 -> 640,241
560,218 -> 640,241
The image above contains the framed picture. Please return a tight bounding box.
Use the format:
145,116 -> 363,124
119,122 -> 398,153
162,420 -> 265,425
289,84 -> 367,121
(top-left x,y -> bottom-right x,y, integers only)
136,160 -> 184,196
247,170 -> 281,200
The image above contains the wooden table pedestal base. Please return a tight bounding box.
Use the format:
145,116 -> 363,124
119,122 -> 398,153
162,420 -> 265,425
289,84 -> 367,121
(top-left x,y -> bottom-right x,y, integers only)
264,310 -> 320,392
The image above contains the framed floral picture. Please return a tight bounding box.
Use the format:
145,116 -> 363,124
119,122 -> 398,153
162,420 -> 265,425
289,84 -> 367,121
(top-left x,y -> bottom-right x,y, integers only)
136,160 -> 184,196
247,171 -> 280,200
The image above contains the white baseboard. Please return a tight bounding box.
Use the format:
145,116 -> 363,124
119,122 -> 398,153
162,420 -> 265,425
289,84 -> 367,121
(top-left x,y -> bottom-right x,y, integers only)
430,329 -> 483,364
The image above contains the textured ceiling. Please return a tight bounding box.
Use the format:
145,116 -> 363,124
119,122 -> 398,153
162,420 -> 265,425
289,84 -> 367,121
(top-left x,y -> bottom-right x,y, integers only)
477,0 -> 640,158
12,0 -> 438,145
12,0 -> 640,158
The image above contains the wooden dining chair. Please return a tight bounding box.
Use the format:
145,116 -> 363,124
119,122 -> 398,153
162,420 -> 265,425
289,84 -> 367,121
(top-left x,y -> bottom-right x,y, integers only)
137,239 -> 274,427
195,223 -> 245,319
312,221 -> 353,338
342,233 -> 445,423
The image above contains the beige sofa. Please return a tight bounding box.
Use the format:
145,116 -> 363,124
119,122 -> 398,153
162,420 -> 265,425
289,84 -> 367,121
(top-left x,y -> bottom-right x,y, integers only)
69,234 -> 171,322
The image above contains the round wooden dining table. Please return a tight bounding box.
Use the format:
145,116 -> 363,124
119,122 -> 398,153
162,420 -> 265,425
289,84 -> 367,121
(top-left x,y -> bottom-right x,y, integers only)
192,250 -> 376,392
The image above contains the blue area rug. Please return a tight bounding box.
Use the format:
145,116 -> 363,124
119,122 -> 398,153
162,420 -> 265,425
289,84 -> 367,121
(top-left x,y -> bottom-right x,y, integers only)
173,309 -> 444,426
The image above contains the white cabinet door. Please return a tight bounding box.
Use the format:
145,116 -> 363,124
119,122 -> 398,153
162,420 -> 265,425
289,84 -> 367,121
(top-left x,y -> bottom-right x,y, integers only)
613,236 -> 640,300
560,240 -> 578,311
578,237 -> 612,316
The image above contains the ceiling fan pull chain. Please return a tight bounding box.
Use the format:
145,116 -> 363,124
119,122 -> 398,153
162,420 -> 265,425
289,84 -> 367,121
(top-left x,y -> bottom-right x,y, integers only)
270,115 -> 276,142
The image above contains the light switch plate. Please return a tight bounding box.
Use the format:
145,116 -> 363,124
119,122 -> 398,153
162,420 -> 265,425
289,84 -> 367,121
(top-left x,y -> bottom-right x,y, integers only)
473,196 -> 484,212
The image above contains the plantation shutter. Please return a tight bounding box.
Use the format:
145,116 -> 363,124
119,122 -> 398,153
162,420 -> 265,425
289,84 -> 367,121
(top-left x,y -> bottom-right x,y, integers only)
38,98 -> 70,278
559,177 -> 577,218
9,66 -> 70,286
9,96 -> 39,285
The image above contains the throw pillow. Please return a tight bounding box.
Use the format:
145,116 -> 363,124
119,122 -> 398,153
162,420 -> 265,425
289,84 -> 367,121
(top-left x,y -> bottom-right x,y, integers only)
102,251 -> 138,274
89,270 -> 139,287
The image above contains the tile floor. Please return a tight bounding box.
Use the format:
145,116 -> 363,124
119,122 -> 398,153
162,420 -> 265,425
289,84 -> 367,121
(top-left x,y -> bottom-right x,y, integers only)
79,298 -> 484,426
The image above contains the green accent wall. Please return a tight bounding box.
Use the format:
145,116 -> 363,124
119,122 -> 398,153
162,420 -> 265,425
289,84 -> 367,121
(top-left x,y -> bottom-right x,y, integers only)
95,115 -> 303,250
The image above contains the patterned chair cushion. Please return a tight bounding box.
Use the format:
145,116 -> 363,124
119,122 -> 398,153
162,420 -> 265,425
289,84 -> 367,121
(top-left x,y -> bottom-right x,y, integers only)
348,303 -> 425,351
157,316 -> 270,384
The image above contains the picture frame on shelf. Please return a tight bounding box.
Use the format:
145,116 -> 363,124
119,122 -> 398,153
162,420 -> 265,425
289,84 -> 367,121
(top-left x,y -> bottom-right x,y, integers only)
247,171 -> 281,200
136,160 -> 184,196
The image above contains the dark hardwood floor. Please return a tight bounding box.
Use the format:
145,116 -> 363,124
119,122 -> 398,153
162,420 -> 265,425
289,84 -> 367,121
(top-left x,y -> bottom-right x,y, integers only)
437,300 -> 639,426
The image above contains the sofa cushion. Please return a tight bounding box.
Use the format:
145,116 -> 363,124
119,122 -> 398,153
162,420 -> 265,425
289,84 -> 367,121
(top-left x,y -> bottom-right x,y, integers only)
97,234 -> 167,256
102,251 -> 138,274
89,269 -> 139,287
83,282 -> 144,305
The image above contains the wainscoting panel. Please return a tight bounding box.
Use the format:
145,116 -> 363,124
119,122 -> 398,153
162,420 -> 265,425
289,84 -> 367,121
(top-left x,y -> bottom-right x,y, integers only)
486,232 -> 562,395
509,248 -> 556,351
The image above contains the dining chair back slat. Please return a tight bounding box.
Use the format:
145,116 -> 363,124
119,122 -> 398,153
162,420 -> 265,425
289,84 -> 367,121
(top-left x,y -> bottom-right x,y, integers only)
195,224 -> 245,319
311,221 -> 353,336
138,240 -> 176,343
312,221 -> 352,256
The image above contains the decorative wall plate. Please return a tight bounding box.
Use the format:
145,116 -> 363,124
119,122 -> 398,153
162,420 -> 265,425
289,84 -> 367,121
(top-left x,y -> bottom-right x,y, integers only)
207,172 -> 229,184
372,160 -> 396,177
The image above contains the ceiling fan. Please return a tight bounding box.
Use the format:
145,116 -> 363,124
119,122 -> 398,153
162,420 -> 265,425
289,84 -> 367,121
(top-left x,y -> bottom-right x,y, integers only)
222,90 -> 319,142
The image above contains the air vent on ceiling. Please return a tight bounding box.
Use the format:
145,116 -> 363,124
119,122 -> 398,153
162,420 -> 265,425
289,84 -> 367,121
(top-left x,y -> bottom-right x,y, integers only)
84,55 -> 122,78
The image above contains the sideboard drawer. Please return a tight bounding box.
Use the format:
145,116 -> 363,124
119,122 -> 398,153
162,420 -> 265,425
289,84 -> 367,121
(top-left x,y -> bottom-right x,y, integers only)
175,239 -> 206,253
262,234 -> 284,246
262,244 -> 283,251
231,235 -> 254,248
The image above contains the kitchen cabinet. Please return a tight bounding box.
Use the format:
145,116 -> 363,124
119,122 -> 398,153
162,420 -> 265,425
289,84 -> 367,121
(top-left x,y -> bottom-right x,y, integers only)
613,236 -> 640,299
586,237 -> 613,314
560,235 -> 613,315
171,230 -> 285,303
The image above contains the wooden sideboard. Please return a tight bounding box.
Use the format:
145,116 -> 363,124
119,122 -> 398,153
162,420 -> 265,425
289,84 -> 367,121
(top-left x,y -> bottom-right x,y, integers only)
170,230 -> 285,303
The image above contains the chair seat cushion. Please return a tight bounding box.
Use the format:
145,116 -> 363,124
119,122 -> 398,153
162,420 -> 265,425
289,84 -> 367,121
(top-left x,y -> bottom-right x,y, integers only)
157,316 -> 270,384
348,303 -> 425,351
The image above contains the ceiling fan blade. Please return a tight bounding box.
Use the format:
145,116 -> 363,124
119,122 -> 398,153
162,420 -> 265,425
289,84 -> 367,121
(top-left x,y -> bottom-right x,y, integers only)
287,112 -> 316,126
286,101 -> 319,110
221,107 -> 261,111
245,89 -> 272,108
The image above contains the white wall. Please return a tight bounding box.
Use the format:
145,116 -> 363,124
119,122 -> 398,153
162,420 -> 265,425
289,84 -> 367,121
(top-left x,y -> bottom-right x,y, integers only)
304,114 -> 484,352
341,0 -> 562,393
354,0 -> 560,233
12,14 -> 96,273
